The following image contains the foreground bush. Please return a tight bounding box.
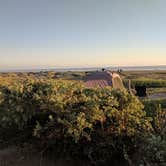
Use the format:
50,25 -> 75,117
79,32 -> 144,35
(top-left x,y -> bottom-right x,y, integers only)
141,135 -> 166,166
138,104 -> 166,166
0,80 -> 163,165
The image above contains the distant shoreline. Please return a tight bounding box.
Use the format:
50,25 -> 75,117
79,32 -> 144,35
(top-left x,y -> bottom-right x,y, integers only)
0,65 -> 166,73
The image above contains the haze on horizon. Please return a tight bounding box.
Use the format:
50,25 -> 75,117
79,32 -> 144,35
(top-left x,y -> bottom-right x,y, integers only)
0,0 -> 166,69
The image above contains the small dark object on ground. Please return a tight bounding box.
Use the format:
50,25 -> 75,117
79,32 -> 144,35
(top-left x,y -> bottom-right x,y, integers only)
135,86 -> 147,97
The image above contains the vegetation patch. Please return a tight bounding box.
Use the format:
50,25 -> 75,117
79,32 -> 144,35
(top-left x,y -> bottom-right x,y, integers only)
0,79 -> 165,165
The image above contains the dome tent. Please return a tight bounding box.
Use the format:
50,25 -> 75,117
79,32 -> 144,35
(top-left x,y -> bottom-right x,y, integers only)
84,71 -> 124,90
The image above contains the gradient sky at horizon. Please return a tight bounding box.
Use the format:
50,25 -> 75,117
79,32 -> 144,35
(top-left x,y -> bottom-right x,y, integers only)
0,0 -> 166,69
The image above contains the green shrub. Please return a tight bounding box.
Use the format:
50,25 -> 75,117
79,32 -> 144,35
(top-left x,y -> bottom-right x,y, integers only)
143,99 -> 166,111
141,135 -> 166,166
136,104 -> 166,166
0,80 -> 153,164
132,79 -> 166,88
0,80 -> 163,165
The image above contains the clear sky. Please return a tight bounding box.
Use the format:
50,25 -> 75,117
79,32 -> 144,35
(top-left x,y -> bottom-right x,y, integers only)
0,0 -> 166,69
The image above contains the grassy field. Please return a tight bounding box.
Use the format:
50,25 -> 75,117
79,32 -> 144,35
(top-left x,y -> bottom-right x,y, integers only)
0,70 -> 166,81
1,70 -> 166,94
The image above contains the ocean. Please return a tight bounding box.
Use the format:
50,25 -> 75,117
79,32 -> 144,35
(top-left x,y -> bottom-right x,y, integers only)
0,65 -> 166,73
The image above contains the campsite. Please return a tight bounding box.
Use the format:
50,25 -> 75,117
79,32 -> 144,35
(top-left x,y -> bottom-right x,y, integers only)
0,1 -> 166,165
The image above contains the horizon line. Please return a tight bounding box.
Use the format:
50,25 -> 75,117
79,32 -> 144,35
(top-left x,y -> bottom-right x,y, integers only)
0,65 -> 166,73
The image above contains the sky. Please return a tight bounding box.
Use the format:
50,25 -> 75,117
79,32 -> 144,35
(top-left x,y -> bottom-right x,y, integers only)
0,0 -> 166,69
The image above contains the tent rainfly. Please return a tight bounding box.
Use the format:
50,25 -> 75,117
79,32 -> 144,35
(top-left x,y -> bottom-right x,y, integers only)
84,71 -> 124,90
